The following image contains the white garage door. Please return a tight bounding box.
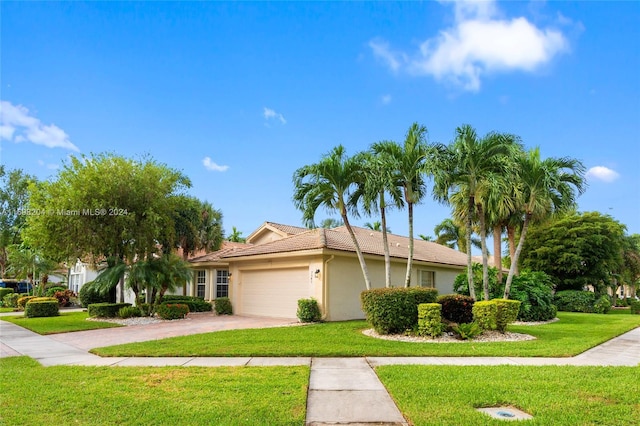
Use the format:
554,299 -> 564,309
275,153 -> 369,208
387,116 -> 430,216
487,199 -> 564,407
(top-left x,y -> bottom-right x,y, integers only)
240,268 -> 310,318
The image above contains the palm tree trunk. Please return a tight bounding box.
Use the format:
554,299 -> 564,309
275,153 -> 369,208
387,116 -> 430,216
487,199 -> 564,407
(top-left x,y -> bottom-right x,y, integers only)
380,195 -> 391,288
504,215 -> 531,299
477,204 -> 490,301
342,214 -> 372,290
466,197 -> 476,300
507,225 -> 518,275
404,202 -> 415,287
493,224 -> 503,284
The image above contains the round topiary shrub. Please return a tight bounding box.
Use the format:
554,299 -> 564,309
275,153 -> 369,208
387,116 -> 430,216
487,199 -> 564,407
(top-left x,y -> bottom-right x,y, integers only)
156,303 -> 189,320
297,298 -> 321,322
25,300 -> 59,318
214,297 -> 233,315
437,294 -> 474,324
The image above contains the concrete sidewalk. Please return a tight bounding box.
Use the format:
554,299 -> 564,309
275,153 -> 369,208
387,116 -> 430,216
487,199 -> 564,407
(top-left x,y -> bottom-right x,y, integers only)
1,319 -> 639,425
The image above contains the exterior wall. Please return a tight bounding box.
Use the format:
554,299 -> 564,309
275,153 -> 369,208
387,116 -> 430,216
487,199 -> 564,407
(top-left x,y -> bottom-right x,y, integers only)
68,260 -> 99,294
186,267 -> 230,301
248,231 -> 284,245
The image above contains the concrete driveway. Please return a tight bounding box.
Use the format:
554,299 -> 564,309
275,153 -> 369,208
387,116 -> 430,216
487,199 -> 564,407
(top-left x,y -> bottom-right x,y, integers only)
48,312 -> 297,351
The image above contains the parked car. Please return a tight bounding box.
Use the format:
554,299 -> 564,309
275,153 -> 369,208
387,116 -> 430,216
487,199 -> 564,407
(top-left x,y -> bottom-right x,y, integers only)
0,279 -> 33,294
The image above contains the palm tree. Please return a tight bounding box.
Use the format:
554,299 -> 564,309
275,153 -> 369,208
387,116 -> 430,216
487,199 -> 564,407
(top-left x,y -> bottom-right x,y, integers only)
227,226 -> 246,243
6,244 -> 57,296
419,234 -> 434,242
503,148 -> 586,298
293,145 -> 372,289
372,123 -> 430,287
433,217 -> 481,253
353,149 -> 403,287
433,126 -> 517,300
318,218 -> 343,229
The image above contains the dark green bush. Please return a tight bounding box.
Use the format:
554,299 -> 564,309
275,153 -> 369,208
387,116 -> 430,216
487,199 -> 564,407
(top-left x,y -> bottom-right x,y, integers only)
297,298 -> 321,322
593,295 -> 611,314
454,263 -> 502,299
138,303 -> 152,317
3,293 -> 21,308
156,303 -> 189,320
437,294 -> 474,324
0,287 -> 14,303
495,299 -> 521,333
508,271 -> 557,322
554,290 -> 598,313
417,303 -> 443,338
17,296 -> 38,310
25,300 -> 59,318
214,297 -> 233,315
452,322 -> 483,340
160,295 -> 212,312
472,300 -> 497,330
45,286 -> 67,297
361,287 -> 438,335
88,303 -> 132,318
630,300 -> 640,315
118,306 -> 142,319
79,283 -> 112,308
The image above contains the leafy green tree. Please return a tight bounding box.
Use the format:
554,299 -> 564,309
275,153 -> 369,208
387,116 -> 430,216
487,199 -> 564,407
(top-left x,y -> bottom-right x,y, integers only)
519,212 -> 623,293
168,195 -> 223,259
6,244 -> 57,295
293,145 -> 372,289
0,166 -> 36,277
373,123 -> 430,287
227,226 -> 246,243
503,148 -> 586,298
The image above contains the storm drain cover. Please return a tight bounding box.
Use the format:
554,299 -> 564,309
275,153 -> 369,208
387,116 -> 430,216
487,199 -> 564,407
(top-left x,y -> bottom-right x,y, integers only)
477,406 -> 533,421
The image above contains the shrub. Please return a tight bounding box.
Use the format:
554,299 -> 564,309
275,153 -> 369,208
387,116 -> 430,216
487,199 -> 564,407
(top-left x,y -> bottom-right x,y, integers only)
17,296 -> 38,310
118,306 -> 142,319
214,297 -> 233,315
79,283 -> 112,308
25,300 -> 59,318
630,300 -> 640,315
452,322 -> 483,340
53,289 -> 76,307
437,294 -> 474,324
472,300 -> 497,330
593,295 -> 612,314
88,303 -> 132,318
160,295 -> 212,312
508,271 -> 557,322
495,299 -> 521,333
554,290 -> 598,313
454,263 -> 502,299
3,293 -> 21,308
417,303 -> 443,338
297,298 -> 321,322
138,303 -> 153,317
45,286 -> 67,297
156,303 -> 189,320
361,287 -> 439,335
0,287 -> 14,303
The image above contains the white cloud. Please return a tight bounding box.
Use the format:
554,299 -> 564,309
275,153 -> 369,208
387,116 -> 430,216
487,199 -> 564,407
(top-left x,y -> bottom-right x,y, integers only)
586,166 -> 620,183
263,107 -> 286,124
370,0 -> 570,91
0,100 -> 79,151
37,159 -> 60,170
202,156 -> 229,172
381,94 -> 392,105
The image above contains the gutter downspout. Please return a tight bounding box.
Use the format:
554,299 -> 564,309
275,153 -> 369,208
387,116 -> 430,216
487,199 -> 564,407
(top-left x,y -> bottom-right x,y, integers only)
322,255 -> 334,321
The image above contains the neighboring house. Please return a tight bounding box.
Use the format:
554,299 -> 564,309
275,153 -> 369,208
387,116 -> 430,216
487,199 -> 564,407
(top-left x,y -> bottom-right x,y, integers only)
68,259 -> 99,294
190,221 -> 468,321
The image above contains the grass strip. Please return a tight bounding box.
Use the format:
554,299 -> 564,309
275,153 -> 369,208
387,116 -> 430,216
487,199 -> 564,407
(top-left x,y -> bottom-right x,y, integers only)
92,311 -> 640,358
0,357 -> 308,426
1,311 -> 122,334
376,364 -> 640,425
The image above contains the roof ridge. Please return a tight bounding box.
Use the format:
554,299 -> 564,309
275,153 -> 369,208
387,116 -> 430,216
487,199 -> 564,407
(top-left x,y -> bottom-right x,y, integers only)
318,227 -> 327,247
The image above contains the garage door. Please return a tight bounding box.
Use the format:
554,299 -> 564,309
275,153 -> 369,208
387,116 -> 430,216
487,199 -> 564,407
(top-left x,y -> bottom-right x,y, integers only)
240,268 -> 310,318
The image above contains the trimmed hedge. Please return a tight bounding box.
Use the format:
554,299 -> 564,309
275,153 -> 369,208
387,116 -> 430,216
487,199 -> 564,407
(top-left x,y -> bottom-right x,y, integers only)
472,300 -> 497,331
297,298 -> 321,322
156,303 -> 189,320
25,300 -> 59,318
593,295 -> 612,314
17,296 -> 38,310
495,299 -> 521,333
79,283 -> 112,308
630,300 -> 640,315
118,306 -> 142,319
437,294 -> 474,324
361,287 -> 438,335
3,293 -> 21,308
214,297 -> 233,315
161,295 -> 213,312
0,287 -> 14,302
88,302 -> 132,318
554,290 -> 597,313
417,303 -> 443,337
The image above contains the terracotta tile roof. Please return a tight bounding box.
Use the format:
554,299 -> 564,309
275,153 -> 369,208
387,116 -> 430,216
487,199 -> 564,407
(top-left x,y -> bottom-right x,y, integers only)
222,225 -> 468,267
264,222 -> 309,235
189,241 -> 253,263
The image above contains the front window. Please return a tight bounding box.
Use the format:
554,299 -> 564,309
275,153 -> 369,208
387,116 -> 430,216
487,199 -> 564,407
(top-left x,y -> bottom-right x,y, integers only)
419,270 -> 435,288
216,270 -> 229,298
196,270 -> 206,299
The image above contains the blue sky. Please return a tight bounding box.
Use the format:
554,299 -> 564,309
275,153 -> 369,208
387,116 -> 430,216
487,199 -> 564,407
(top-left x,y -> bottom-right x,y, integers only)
1,1 -> 639,242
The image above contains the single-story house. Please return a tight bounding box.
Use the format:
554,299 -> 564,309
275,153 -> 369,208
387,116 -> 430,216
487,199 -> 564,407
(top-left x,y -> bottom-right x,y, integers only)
189,221 -> 469,321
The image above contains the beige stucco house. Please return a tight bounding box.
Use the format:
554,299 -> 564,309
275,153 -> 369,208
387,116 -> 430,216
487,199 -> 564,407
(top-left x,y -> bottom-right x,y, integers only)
189,221 -> 469,321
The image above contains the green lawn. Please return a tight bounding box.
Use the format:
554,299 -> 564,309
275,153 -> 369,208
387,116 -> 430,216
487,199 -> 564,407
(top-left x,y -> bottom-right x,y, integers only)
1,311 -> 122,334
0,307 -> 16,313
0,357 -> 308,426
376,365 -> 640,425
92,310 -> 640,357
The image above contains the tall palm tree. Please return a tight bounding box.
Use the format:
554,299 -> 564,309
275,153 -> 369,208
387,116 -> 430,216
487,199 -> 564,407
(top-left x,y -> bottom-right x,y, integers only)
353,149 -> 403,287
373,123 -> 430,287
318,218 -> 343,229
433,125 -> 517,300
293,145 -> 372,289
503,148 -> 586,298
433,217 -> 481,253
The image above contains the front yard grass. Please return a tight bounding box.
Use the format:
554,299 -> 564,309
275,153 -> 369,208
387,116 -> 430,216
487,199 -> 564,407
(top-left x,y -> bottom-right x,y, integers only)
0,357 -> 308,426
92,310 -> 640,358
1,311 -> 122,334
376,365 -> 640,425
